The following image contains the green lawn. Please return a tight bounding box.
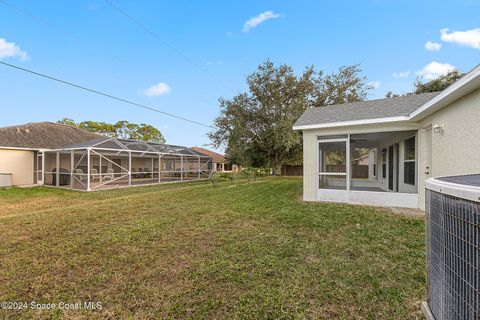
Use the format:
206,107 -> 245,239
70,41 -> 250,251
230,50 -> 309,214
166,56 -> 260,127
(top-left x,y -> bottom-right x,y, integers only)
0,178 -> 426,319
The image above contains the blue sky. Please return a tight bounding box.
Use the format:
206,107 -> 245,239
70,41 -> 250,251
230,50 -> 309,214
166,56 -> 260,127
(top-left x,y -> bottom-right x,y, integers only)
0,0 -> 479,150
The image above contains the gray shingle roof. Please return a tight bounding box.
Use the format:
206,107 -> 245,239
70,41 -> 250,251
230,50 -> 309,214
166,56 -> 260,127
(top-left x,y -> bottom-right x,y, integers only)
0,122 -> 105,149
294,92 -> 441,128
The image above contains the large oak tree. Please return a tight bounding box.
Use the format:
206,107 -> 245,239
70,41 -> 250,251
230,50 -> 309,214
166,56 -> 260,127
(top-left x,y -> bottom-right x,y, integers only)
209,61 -> 371,175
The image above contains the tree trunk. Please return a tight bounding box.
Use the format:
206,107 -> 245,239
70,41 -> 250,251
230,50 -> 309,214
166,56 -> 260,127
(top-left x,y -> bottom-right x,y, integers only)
273,163 -> 283,176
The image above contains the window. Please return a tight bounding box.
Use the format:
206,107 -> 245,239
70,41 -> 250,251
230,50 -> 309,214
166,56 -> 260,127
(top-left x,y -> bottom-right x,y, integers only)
381,149 -> 387,179
372,149 -> 377,177
404,137 -> 416,185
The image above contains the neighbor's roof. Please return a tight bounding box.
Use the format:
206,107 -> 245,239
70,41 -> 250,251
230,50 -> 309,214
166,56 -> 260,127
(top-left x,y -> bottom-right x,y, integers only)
0,122 -> 104,149
293,92 -> 440,129
191,147 -> 225,163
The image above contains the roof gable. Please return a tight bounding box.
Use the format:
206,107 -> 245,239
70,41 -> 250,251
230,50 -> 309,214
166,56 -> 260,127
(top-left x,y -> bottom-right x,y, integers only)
294,64 -> 480,130
293,92 -> 440,129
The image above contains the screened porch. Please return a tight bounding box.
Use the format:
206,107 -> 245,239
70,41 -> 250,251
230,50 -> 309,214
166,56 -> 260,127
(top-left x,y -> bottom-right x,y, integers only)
317,131 -> 419,208
41,138 -> 212,191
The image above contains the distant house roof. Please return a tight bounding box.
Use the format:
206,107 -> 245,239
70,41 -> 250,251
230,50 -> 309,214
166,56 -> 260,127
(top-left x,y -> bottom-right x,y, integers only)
191,147 -> 225,163
0,122 -> 103,149
293,92 -> 440,129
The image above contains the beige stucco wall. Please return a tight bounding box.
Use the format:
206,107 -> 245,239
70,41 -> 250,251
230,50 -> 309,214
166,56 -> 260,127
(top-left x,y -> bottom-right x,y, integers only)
416,88 -> 480,209
0,149 -> 34,186
419,88 -> 480,177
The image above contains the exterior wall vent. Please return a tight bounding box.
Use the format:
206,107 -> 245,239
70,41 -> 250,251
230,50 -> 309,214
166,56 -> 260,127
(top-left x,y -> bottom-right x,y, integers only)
424,174 -> 480,320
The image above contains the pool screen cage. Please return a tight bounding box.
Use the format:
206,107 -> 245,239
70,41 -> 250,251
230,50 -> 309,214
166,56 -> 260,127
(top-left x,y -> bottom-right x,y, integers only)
424,175 -> 480,320
42,138 -> 213,191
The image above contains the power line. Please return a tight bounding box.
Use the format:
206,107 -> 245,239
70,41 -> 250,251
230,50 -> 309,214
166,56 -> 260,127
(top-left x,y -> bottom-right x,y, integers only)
0,0 -> 222,115
0,61 -> 215,129
103,0 -> 235,92
0,0 -> 123,62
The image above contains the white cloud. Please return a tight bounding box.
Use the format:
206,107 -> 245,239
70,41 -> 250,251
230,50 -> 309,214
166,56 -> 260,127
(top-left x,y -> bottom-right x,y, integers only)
416,61 -> 456,80
425,41 -> 442,51
206,60 -> 223,65
242,11 -> 282,32
368,81 -> 381,89
392,70 -> 411,79
140,82 -> 171,96
0,38 -> 29,61
440,28 -> 480,49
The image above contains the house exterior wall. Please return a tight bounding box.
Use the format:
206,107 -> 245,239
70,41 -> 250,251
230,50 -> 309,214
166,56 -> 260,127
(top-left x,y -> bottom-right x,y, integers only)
302,122 -> 419,202
301,87 -> 480,208
416,88 -> 480,209
0,149 -> 34,186
419,88 -> 480,177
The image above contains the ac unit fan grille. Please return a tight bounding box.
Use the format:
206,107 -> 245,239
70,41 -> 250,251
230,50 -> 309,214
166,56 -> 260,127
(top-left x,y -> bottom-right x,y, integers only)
426,189 -> 479,320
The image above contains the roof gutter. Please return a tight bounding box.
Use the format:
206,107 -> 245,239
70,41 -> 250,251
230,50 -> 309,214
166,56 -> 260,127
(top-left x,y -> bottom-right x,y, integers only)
0,146 -> 41,151
292,116 -> 409,131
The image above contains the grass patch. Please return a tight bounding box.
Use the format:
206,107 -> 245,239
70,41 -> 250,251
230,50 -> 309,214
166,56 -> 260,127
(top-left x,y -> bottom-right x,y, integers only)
0,178 -> 426,319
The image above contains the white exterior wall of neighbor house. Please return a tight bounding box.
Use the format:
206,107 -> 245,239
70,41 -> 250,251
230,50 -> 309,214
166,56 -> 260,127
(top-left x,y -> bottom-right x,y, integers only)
0,149 -> 34,186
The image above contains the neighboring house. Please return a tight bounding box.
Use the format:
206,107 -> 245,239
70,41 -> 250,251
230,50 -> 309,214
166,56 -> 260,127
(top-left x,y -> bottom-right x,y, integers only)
191,147 -> 240,173
293,65 -> 480,210
0,122 -> 212,190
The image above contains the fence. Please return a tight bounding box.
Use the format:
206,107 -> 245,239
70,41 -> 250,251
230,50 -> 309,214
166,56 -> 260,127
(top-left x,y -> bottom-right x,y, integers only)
325,164 -> 369,179
281,165 -> 303,176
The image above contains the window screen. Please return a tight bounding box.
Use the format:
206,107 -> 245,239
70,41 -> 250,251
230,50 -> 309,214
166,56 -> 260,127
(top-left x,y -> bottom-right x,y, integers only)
404,137 -> 415,185
381,148 -> 387,179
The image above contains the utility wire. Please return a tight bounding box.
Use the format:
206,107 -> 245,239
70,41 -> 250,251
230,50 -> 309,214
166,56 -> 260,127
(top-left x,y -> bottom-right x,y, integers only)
103,0 -> 236,92
0,0 -> 123,62
0,61 -> 215,129
0,0 -> 222,116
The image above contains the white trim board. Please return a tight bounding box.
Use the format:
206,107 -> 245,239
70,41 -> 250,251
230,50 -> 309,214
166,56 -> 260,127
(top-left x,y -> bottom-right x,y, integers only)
316,189 -> 419,208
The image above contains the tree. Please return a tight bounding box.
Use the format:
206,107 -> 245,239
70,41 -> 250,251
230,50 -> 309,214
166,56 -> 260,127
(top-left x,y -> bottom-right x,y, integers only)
58,118 -> 76,126
57,119 -> 166,143
209,61 -> 371,175
313,65 -> 371,107
413,70 -> 464,94
385,69 -> 464,98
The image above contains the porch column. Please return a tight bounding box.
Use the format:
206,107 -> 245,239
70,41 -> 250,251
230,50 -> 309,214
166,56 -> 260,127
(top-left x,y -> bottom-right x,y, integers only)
158,154 -> 162,183
70,150 -> 74,189
99,153 -> 102,182
128,151 -> 132,186
151,157 -> 154,179
180,156 -> 184,181
56,152 -> 60,187
346,134 -> 351,192
87,148 -> 91,191
41,151 -> 45,185
198,156 -> 200,179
